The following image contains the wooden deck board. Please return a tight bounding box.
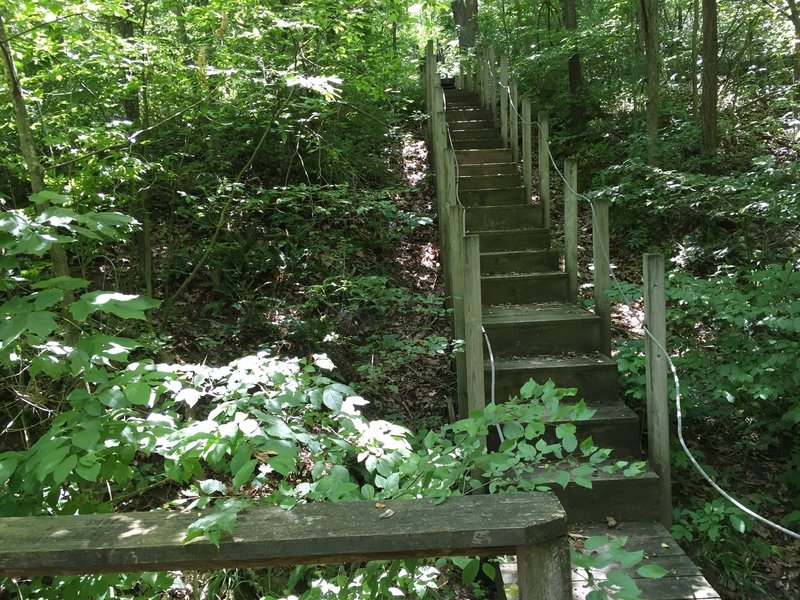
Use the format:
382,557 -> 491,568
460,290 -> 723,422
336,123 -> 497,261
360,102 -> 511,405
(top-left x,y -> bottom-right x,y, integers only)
501,521 -> 721,600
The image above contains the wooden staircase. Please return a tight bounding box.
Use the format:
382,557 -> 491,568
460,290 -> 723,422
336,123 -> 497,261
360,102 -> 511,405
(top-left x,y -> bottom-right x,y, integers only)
441,86 -> 722,599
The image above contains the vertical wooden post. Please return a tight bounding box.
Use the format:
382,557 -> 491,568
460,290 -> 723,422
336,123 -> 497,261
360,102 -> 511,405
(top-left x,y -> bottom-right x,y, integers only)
538,111 -> 550,227
425,41 -> 435,145
644,253 -> 672,528
488,46 -> 497,121
434,92 -> 450,300
593,197 -> 611,355
517,538 -> 572,600
463,234 -> 486,420
564,159 -> 578,304
500,55 -> 509,147
510,82 -> 519,164
480,47 -> 489,109
448,204 -> 467,419
522,99 -> 533,204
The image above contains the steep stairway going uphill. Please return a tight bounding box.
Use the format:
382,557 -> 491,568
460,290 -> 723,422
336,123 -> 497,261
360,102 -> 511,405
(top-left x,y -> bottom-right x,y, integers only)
440,85 -> 722,599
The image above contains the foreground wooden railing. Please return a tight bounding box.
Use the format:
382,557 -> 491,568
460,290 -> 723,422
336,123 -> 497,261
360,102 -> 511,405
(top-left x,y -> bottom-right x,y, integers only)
0,493 -> 573,600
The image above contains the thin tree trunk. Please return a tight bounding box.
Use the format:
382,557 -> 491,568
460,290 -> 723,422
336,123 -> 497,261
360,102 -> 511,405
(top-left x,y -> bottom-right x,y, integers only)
0,12 -> 76,338
691,0 -> 700,122
640,0 -> 660,165
562,0 -> 586,128
700,0 -> 718,163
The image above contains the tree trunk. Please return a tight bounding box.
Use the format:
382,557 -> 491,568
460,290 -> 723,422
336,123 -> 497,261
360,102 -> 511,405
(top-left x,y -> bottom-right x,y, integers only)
452,0 -> 479,50
700,0 -> 718,163
640,0 -> 660,165
0,11 -> 76,338
691,0 -> 700,122
787,0 -> 800,113
562,0 -> 586,129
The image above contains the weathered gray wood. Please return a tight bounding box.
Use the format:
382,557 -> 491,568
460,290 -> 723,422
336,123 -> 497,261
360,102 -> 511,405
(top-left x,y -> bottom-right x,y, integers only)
564,159 -> 579,304
644,253 -> 672,527
488,46 -> 497,120
425,41 -> 436,143
500,55 -> 509,148
510,82 -> 519,164
522,99 -> 533,204
592,197 -> 611,355
463,234 -> 486,419
517,536 -> 572,600
537,111 -> 550,228
0,494 -> 568,578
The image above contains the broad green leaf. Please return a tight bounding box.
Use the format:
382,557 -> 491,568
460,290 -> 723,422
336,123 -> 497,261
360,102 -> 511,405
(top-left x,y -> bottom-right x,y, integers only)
70,292 -> 160,322
553,470 -> 570,489
125,381 -> 154,406
584,535 -> 611,552
31,276 -> 90,290
232,459 -> 257,488
52,454 -> 79,485
0,453 -> 20,484
71,428 -> 100,450
461,558 -> 480,585
199,479 -> 227,495
637,563 -> 668,579
76,461 -> 101,482
29,190 -> 71,205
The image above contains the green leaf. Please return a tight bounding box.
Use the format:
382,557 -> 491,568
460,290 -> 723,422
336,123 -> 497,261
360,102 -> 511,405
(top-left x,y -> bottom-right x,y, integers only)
461,558 -> 480,585
52,454 -> 78,485
0,453 -> 20,484
31,276 -> 90,291
637,563 -> 668,579
199,479 -> 227,495
29,190 -> 71,205
70,292 -> 160,322
76,461 -> 101,482
729,514 -> 746,533
232,459 -> 258,488
584,535 -> 611,552
553,470 -> 570,489
71,428 -> 100,450
481,561 -> 496,580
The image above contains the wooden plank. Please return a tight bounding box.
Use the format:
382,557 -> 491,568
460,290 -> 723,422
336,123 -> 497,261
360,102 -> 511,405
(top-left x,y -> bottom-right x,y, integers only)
0,494 -> 567,578
564,159 -> 578,304
644,253 -> 672,527
488,46 -> 497,120
593,197 -> 611,355
463,234 -> 486,418
510,82 -> 519,164
538,111 -> 550,226
517,536 -> 572,600
500,55 -> 509,147
522,99 -> 533,204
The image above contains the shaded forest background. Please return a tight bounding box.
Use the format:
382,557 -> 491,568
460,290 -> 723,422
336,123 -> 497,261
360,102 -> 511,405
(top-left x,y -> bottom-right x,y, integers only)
0,1 -> 799,598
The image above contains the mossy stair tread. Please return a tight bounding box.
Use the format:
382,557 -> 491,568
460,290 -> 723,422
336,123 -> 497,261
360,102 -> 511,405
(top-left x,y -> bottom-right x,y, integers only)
489,354 -> 616,372
482,272 -> 565,282
501,521 -> 721,599
483,303 -> 595,324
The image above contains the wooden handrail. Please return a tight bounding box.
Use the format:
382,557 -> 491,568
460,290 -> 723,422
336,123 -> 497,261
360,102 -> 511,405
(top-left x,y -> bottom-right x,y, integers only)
0,493 -> 573,600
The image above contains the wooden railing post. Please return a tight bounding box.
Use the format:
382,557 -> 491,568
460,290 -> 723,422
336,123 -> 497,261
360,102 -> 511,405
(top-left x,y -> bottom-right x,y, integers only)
480,47 -> 489,109
425,41 -> 435,144
538,111 -> 550,228
448,204 -> 467,419
593,197 -> 611,355
522,99 -> 532,204
564,159 -> 578,304
500,55 -> 509,147
644,253 -> 672,528
517,537 -> 573,600
463,234 -> 486,420
488,46 -> 497,121
510,82 -> 519,164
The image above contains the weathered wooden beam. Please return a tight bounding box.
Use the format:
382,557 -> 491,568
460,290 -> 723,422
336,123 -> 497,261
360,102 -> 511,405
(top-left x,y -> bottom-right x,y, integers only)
0,494 -> 568,585
522,99 -> 533,204
500,55 -> 509,148
510,82 -> 519,165
463,233 -> 486,420
488,46 -> 497,121
592,197 -> 611,355
644,253 -> 672,528
517,536 -> 573,600
538,111 -> 550,228
564,159 -> 578,304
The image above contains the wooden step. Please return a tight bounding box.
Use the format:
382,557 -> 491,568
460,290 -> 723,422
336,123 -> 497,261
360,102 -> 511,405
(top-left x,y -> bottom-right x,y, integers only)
502,522 -> 721,599
485,402 -> 641,459
467,205 -> 543,232
483,304 -> 602,356
459,162 -> 518,176
481,250 -> 559,274
477,229 -> 550,252
486,354 -> 618,403
482,272 -> 568,305
443,89 -> 478,101
447,119 -> 496,131
460,187 -> 526,207
446,108 -> 493,123
456,149 -> 513,164
449,128 -> 499,140
451,138 -> 506,150
528,462 -> 662,523
459,173 -> 521,191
